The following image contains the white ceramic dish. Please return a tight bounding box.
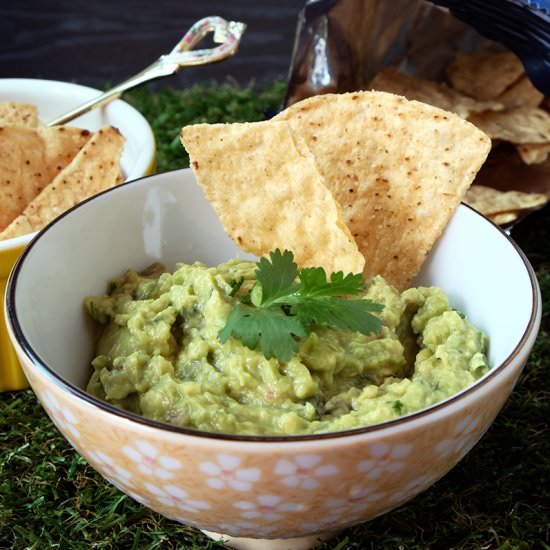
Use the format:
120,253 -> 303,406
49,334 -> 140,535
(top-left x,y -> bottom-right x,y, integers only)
4,169 -> 541,548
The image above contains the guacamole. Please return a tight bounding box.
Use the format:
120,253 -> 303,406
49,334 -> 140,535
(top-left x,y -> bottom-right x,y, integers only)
85,259 -> 489,436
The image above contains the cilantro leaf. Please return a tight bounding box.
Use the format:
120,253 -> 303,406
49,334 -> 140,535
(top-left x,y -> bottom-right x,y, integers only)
219,302 -> 306,361
298,267 -> 365,297
219,303 -> 260,350
219,249 -> 384,362
255,249 -> 299,306
291,296 -> 383,335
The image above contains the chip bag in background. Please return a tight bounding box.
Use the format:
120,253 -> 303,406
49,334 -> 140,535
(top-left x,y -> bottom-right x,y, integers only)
284,0 -> 550,227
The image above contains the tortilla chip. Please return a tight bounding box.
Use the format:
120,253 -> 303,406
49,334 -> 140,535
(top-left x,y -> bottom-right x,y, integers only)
275,91 -> 491,290
474,144 -> 550,203
370,67 -> 503,119
447,51 -> 525,101
180,120 -> 365,275
0,102 -> 39,127
464,184 -> 547,216
516,142 -> 550,164
0,126 -> 49,230
0,126 -> 92,230
0,126 -> 124,240
488,211 -> 519,226
468,107 -> 550,144
41,126 -> 93,174
497,75 -> 544,109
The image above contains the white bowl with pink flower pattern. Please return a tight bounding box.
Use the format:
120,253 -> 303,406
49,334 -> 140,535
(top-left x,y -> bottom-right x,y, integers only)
4,169 -> 541,548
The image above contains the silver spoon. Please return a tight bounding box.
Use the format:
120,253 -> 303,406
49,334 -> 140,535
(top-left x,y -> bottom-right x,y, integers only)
47,16 -> 246,127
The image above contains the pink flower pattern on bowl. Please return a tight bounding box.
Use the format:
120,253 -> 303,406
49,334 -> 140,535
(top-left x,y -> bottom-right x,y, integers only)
234,495 -> 306,521
435,414 -> 483,461
123,440 -> 182,480
144,482 -> 210,514
86,449 -> 135,490
357,441 -> 413,479
41,389 -> 81,446
199,453 -> 261,491
274,454 -> 339,489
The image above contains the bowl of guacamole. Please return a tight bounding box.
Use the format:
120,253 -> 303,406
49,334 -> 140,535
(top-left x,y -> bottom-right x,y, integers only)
5,169 -> 541,543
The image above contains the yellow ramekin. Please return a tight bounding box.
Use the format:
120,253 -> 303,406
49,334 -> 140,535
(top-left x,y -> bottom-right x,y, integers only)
1,236 -> 31,390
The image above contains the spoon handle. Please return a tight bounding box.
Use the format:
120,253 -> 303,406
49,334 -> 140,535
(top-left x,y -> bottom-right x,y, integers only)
48,16 -> 246,127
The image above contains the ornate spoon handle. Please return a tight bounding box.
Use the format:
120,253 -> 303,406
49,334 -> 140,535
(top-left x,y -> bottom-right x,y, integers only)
48,16 -> 246,127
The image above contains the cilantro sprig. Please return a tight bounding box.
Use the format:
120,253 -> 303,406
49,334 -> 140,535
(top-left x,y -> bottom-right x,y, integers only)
219,249 -> 383,361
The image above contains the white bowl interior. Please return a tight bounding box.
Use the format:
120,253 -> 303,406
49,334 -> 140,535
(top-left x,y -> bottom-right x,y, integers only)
9,169 -> 536,390
0,78 -> 155,182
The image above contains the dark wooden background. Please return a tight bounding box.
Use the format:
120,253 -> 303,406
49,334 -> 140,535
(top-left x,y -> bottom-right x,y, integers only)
0,1 -> 302,89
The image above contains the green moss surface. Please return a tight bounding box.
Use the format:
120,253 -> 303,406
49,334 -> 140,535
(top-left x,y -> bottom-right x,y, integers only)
1,82 -> 548,549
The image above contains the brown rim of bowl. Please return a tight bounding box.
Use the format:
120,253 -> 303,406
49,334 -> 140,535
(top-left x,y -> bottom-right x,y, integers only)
5,169 -> 542,442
